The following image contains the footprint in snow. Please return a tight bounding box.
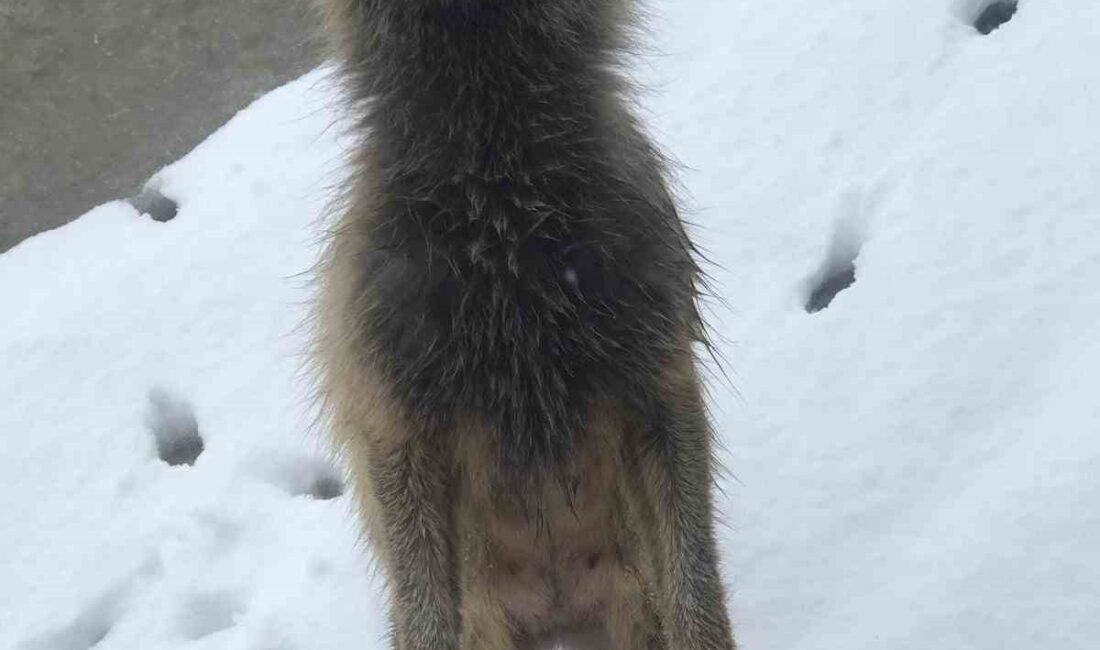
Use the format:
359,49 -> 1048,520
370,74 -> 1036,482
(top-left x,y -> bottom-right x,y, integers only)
177,590 -> 246,641
17,559 -> 161,650
973,1 -> 1018,35
252,450 -> 346,501
146,387 -> 204,467
130,185 -> 179,223
805,220 -> 863,314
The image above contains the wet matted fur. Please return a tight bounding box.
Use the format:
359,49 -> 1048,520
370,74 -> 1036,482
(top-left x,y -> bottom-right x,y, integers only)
311,1 -> 737,648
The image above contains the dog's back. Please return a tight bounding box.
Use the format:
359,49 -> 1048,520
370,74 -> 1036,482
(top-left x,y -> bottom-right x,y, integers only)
313,2 -> 736,649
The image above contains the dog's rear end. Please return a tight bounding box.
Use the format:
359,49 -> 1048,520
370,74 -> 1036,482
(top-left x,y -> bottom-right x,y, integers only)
312,2 -> 736,649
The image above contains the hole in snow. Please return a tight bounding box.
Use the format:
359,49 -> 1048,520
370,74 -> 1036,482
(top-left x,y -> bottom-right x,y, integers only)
146,388 -> 204,467
973,1 -> 1017,34
308,474 -> 346,501
253,451 -> 346,501
18,558 -> 161,650
17,585 -> 126,650
17,615 -> 112,650
130,187 -> 179,222
805,220 -> 863,314
806,263 -> 856,313
176,591 -> 244,640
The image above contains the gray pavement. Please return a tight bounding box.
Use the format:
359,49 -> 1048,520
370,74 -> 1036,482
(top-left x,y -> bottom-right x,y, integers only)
0,0 -> 322,252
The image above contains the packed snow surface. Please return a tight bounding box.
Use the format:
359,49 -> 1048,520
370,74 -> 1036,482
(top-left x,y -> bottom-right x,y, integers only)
2,1 -> 1098,648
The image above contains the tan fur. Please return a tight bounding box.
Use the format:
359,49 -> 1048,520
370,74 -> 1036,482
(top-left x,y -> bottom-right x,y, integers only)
318,250 -> 726,648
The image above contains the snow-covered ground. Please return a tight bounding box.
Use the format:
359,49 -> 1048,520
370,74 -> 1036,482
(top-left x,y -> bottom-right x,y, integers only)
2,1 -> 1098,648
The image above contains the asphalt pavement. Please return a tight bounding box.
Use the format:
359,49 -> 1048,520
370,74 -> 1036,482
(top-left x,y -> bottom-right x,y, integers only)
0,0 -> 321,252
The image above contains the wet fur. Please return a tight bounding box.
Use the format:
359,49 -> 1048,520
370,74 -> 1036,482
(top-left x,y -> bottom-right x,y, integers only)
312,1 -> 736,648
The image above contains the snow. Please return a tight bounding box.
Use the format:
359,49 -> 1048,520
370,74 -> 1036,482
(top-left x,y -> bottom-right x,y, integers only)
2,1 -> 1098,648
